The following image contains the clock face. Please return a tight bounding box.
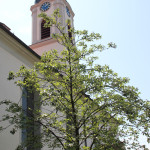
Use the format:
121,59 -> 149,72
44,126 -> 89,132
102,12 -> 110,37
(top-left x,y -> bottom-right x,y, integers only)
66,6 -> 70,17
40,2 -> 50,12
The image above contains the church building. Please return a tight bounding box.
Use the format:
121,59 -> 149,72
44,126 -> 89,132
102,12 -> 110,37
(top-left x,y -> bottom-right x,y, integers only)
0,0 -> 74,149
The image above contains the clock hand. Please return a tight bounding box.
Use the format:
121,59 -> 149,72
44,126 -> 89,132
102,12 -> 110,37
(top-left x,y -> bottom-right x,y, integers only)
45,3 -> 48,7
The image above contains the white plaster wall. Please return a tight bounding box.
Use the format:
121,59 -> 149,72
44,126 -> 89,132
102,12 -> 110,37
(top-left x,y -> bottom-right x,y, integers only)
0,29 -> 38,150
0,47 -> 22,150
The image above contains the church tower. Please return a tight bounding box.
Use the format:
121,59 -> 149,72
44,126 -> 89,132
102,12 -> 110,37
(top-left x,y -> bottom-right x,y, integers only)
30,0 -> 74,56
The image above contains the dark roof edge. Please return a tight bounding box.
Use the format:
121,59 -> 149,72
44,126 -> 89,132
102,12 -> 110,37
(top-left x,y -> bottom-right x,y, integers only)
0,22 -> 41,60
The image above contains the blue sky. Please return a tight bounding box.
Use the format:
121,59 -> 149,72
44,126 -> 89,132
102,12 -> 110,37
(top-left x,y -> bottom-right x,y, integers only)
70,0 -> 150,101
0,0 -> 150,147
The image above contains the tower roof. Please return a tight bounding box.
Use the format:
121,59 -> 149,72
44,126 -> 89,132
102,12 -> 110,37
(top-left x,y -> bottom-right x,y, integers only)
35,0 -> 69,4
35,0 -> 41,4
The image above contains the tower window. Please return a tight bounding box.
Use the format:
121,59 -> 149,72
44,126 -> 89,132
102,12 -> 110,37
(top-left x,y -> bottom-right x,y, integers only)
41,20 -> 50,39
68,24 -> 72,39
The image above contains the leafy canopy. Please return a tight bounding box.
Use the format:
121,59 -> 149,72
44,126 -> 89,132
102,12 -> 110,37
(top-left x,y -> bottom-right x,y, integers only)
0,9 -> 150,150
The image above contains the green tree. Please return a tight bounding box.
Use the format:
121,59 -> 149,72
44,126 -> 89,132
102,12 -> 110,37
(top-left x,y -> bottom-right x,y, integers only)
0,9 -> 150,150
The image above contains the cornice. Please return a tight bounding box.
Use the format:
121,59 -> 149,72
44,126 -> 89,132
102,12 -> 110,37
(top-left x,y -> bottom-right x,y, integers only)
30,38 -> 57,49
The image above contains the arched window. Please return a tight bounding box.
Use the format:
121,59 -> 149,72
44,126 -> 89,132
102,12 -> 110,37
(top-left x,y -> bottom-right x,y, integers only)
22,87 -> 41,150
22,88 -> 35,149
41,20 -> 50,39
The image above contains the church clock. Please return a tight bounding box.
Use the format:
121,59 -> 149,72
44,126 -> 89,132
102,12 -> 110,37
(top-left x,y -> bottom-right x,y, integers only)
40,2 -> 50,12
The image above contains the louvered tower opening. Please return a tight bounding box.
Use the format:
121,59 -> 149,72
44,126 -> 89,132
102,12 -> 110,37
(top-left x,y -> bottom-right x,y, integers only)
41,20 -> 50,39
68,24 -> 72,39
